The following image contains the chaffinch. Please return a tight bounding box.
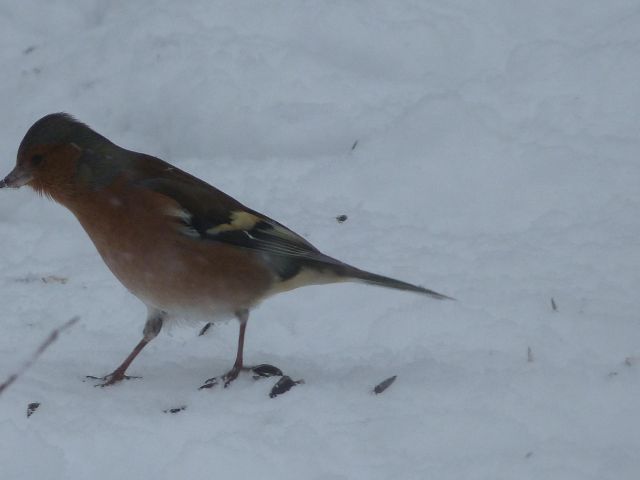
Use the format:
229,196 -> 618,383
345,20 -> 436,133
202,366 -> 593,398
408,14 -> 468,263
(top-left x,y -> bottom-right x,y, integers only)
1,113 -> 451,388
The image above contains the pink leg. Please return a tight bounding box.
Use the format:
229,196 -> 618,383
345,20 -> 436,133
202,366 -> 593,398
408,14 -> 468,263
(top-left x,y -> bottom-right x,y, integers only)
222,310 -> 249,387
88,310 -> 164,387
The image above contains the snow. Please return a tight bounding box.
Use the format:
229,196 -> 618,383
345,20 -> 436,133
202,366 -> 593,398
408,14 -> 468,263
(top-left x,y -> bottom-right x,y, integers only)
1,1 -> 640,479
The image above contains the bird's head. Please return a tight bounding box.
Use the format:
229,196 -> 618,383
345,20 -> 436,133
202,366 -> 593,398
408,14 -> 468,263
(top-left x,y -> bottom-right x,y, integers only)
1,113 -> 115,199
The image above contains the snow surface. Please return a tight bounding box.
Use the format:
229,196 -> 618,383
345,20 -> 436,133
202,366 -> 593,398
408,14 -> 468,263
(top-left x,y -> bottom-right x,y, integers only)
1,1 -> 640,479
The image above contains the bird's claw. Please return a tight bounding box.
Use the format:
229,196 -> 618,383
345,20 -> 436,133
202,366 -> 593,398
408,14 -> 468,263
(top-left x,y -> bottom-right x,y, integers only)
198,373 -> 240,390
198,376 -> 219,390
86,373 -> 141,387
222,367 -> 241,388
199,363 -> 284,390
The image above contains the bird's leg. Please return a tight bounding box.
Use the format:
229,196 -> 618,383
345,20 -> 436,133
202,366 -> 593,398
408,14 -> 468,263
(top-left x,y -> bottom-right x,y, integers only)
222,309 -> 249,387
200,309 -> 252,389
88,309 -> 165,387
88,339 -> 147,386
200,309 -> 285,390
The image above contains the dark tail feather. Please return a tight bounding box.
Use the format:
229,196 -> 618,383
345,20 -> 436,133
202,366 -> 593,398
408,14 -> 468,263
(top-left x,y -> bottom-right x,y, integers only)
332,264 -> 453,300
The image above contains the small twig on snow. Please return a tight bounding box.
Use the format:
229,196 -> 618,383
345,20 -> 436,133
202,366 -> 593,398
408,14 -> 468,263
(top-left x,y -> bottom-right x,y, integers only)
0,316 -> 80,396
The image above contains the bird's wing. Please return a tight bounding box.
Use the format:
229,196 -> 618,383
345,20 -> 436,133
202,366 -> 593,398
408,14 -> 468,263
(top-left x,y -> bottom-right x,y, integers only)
131,157 -> 342,280
123,154 -> 451,299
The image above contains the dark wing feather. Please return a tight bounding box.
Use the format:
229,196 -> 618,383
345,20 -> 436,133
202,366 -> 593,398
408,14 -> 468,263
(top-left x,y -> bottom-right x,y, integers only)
128,154 -> 337,280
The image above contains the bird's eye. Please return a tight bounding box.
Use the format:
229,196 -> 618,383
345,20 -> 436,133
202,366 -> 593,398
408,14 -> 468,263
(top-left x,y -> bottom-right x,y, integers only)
31,154 -> 44,166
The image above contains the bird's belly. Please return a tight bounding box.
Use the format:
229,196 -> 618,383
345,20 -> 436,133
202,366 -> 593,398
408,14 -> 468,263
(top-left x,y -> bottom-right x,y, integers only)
100,247 -> 230,316
84,229 -> 271,318
100,242 -> 271,316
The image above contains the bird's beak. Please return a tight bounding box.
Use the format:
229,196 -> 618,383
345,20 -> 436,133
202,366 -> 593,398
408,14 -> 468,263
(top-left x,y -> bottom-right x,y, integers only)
0,166 -> 33,188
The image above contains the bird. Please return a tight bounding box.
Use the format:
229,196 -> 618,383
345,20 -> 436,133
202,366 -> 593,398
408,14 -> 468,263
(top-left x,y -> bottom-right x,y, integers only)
1,113 -> 452,388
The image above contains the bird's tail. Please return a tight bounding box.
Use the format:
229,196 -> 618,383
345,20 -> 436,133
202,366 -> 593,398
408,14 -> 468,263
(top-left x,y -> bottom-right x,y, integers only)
271,251 -> 453,300
327,262 -> 453,300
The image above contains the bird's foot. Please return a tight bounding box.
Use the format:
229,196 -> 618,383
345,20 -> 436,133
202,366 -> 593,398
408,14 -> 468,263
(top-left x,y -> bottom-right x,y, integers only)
198,371 -> 237,390
198,376 -> 219,390
198,363 -> 283,390
86,370 -> 141,387
222,365 -> 242,388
